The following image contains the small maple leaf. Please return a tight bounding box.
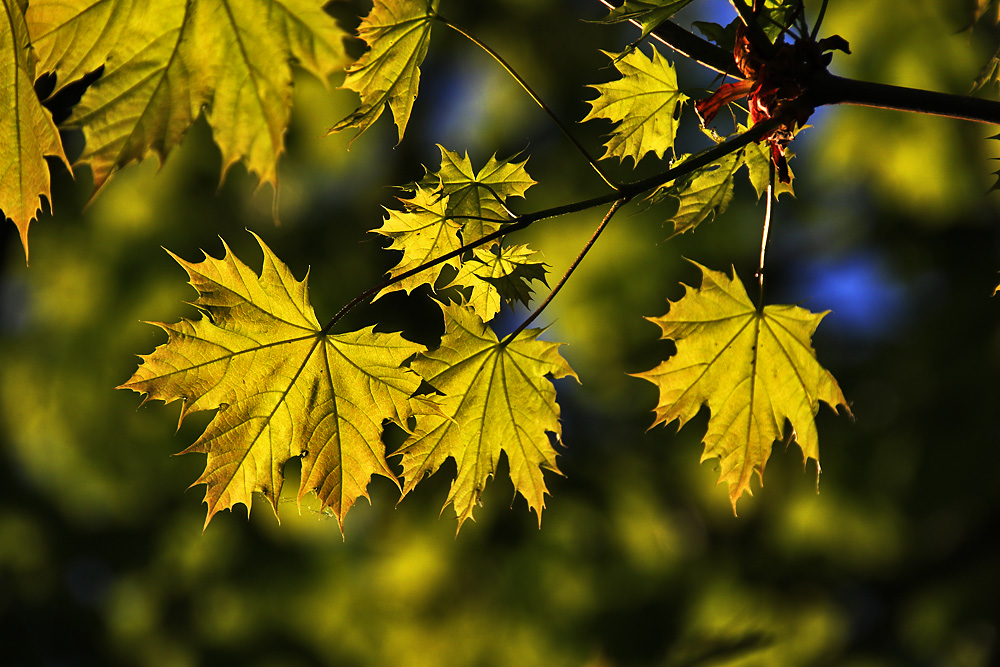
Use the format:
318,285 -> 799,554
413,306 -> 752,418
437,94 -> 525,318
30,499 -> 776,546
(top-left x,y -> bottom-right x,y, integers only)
396,302 -> 577,531
331,0 -> 439,143
634,263 -> 850,513
418,145 -> 535,243
651,149 -> 743,237
0,0 -> 71,263
374,185 -> 462,299
582,46 -> 687,164
118,234 -> 425,531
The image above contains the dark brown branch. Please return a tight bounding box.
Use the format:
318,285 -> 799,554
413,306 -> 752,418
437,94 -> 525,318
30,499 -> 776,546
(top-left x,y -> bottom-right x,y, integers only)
810,71 -> 1000,125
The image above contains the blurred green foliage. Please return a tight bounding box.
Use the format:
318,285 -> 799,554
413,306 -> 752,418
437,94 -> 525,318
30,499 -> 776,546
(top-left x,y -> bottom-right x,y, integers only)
2,1 -> 999,665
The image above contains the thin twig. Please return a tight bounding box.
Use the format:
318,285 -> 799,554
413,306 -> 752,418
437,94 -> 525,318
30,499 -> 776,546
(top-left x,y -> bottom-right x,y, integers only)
437,16 -> 621,190
320,119 -> 785,335
502,199 -> 626,345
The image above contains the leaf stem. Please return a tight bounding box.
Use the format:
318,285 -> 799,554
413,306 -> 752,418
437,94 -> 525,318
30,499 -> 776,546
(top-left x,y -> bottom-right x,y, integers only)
756,159 -> 774,308
502,199 -> 626,345
321,118 -> 784,335
436,16 -> 622,191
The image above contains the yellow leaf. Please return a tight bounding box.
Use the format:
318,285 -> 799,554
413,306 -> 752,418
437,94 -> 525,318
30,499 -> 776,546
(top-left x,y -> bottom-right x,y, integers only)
396,302 -> 577,531
118,234 -> 426,531
582,46 -> 687,164
0,0 -> 70,263
634,263 -> 851,513
27,0 -> 347,193
330,0 -> 438,143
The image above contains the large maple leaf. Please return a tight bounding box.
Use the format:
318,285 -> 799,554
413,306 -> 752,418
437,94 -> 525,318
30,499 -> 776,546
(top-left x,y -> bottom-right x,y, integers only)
0,0 -> 70,263
330,0 -> 439,143
26,0 -> 347,192
582,45 -> 687,164
118,234 -> 425,530
634,263 -> 850,512
396,302 -> 577,531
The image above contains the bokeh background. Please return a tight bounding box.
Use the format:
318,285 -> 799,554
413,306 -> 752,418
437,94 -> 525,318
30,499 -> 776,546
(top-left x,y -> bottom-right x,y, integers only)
3,0 -> 1000,665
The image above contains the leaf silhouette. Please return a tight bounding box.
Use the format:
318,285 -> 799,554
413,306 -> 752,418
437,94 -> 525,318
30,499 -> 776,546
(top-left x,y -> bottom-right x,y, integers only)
634,263 -> 850,513
582,46 -> 687,164
331,0 -> 438,143
396,302 -> 577,531
27,0 -> 347,193
1,0 -> 70,263
118,234 -> 425,531
419,145 -> 535,243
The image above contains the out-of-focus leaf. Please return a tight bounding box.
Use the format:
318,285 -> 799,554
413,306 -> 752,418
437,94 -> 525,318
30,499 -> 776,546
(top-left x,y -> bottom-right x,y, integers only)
27,0 -> 346,193
634,263 -> 850,513
0,0 -> 70,262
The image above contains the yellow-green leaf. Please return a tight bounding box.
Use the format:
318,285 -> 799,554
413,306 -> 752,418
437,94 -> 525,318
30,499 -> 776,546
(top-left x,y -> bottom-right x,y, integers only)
374,185 -> 462,298
118,234 -> 425,531
27,0 -> 347,192
582,46 -> 687,164
1,0 -> 70,262
447,243 -> 547,322
418,145 -> 535,242
634,263 -> 850,513
592,0 -> 696,42
653,149 -> 743,237
330,0 -> 438,143
396,302 -> 577,531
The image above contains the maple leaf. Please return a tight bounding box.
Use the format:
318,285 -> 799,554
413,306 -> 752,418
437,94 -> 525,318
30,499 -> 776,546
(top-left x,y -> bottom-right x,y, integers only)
331,0 -> 438,143
374,185 -> 462,299
651,149 -> 743,237
592,0 -> 696,43
26,0 -> 346,192
633,263 -> 850,513
118,234 -> 425,531
0,0 -> 70,263
396,302 -> 577,531
582,46 -> 687,164
418,146 -> 535,243
447,243 -> 548,322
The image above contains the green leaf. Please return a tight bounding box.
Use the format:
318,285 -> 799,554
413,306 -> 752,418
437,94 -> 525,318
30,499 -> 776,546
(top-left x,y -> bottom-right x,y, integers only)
374,185 -> 462,299
0,0 -> 70,263
652,149 -> 743,237
447,243 -> 548,322
742,134 -> 795,200
582,46 -> 687,164
633,263 -> 850,513
27,0 -> 347,193
118,234 -> 425,530
419,145 -> 535,243
591,0 -> 696,42
396,302 -> 577,531
971,44 -> 1000,93
330,0 -> 438,143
